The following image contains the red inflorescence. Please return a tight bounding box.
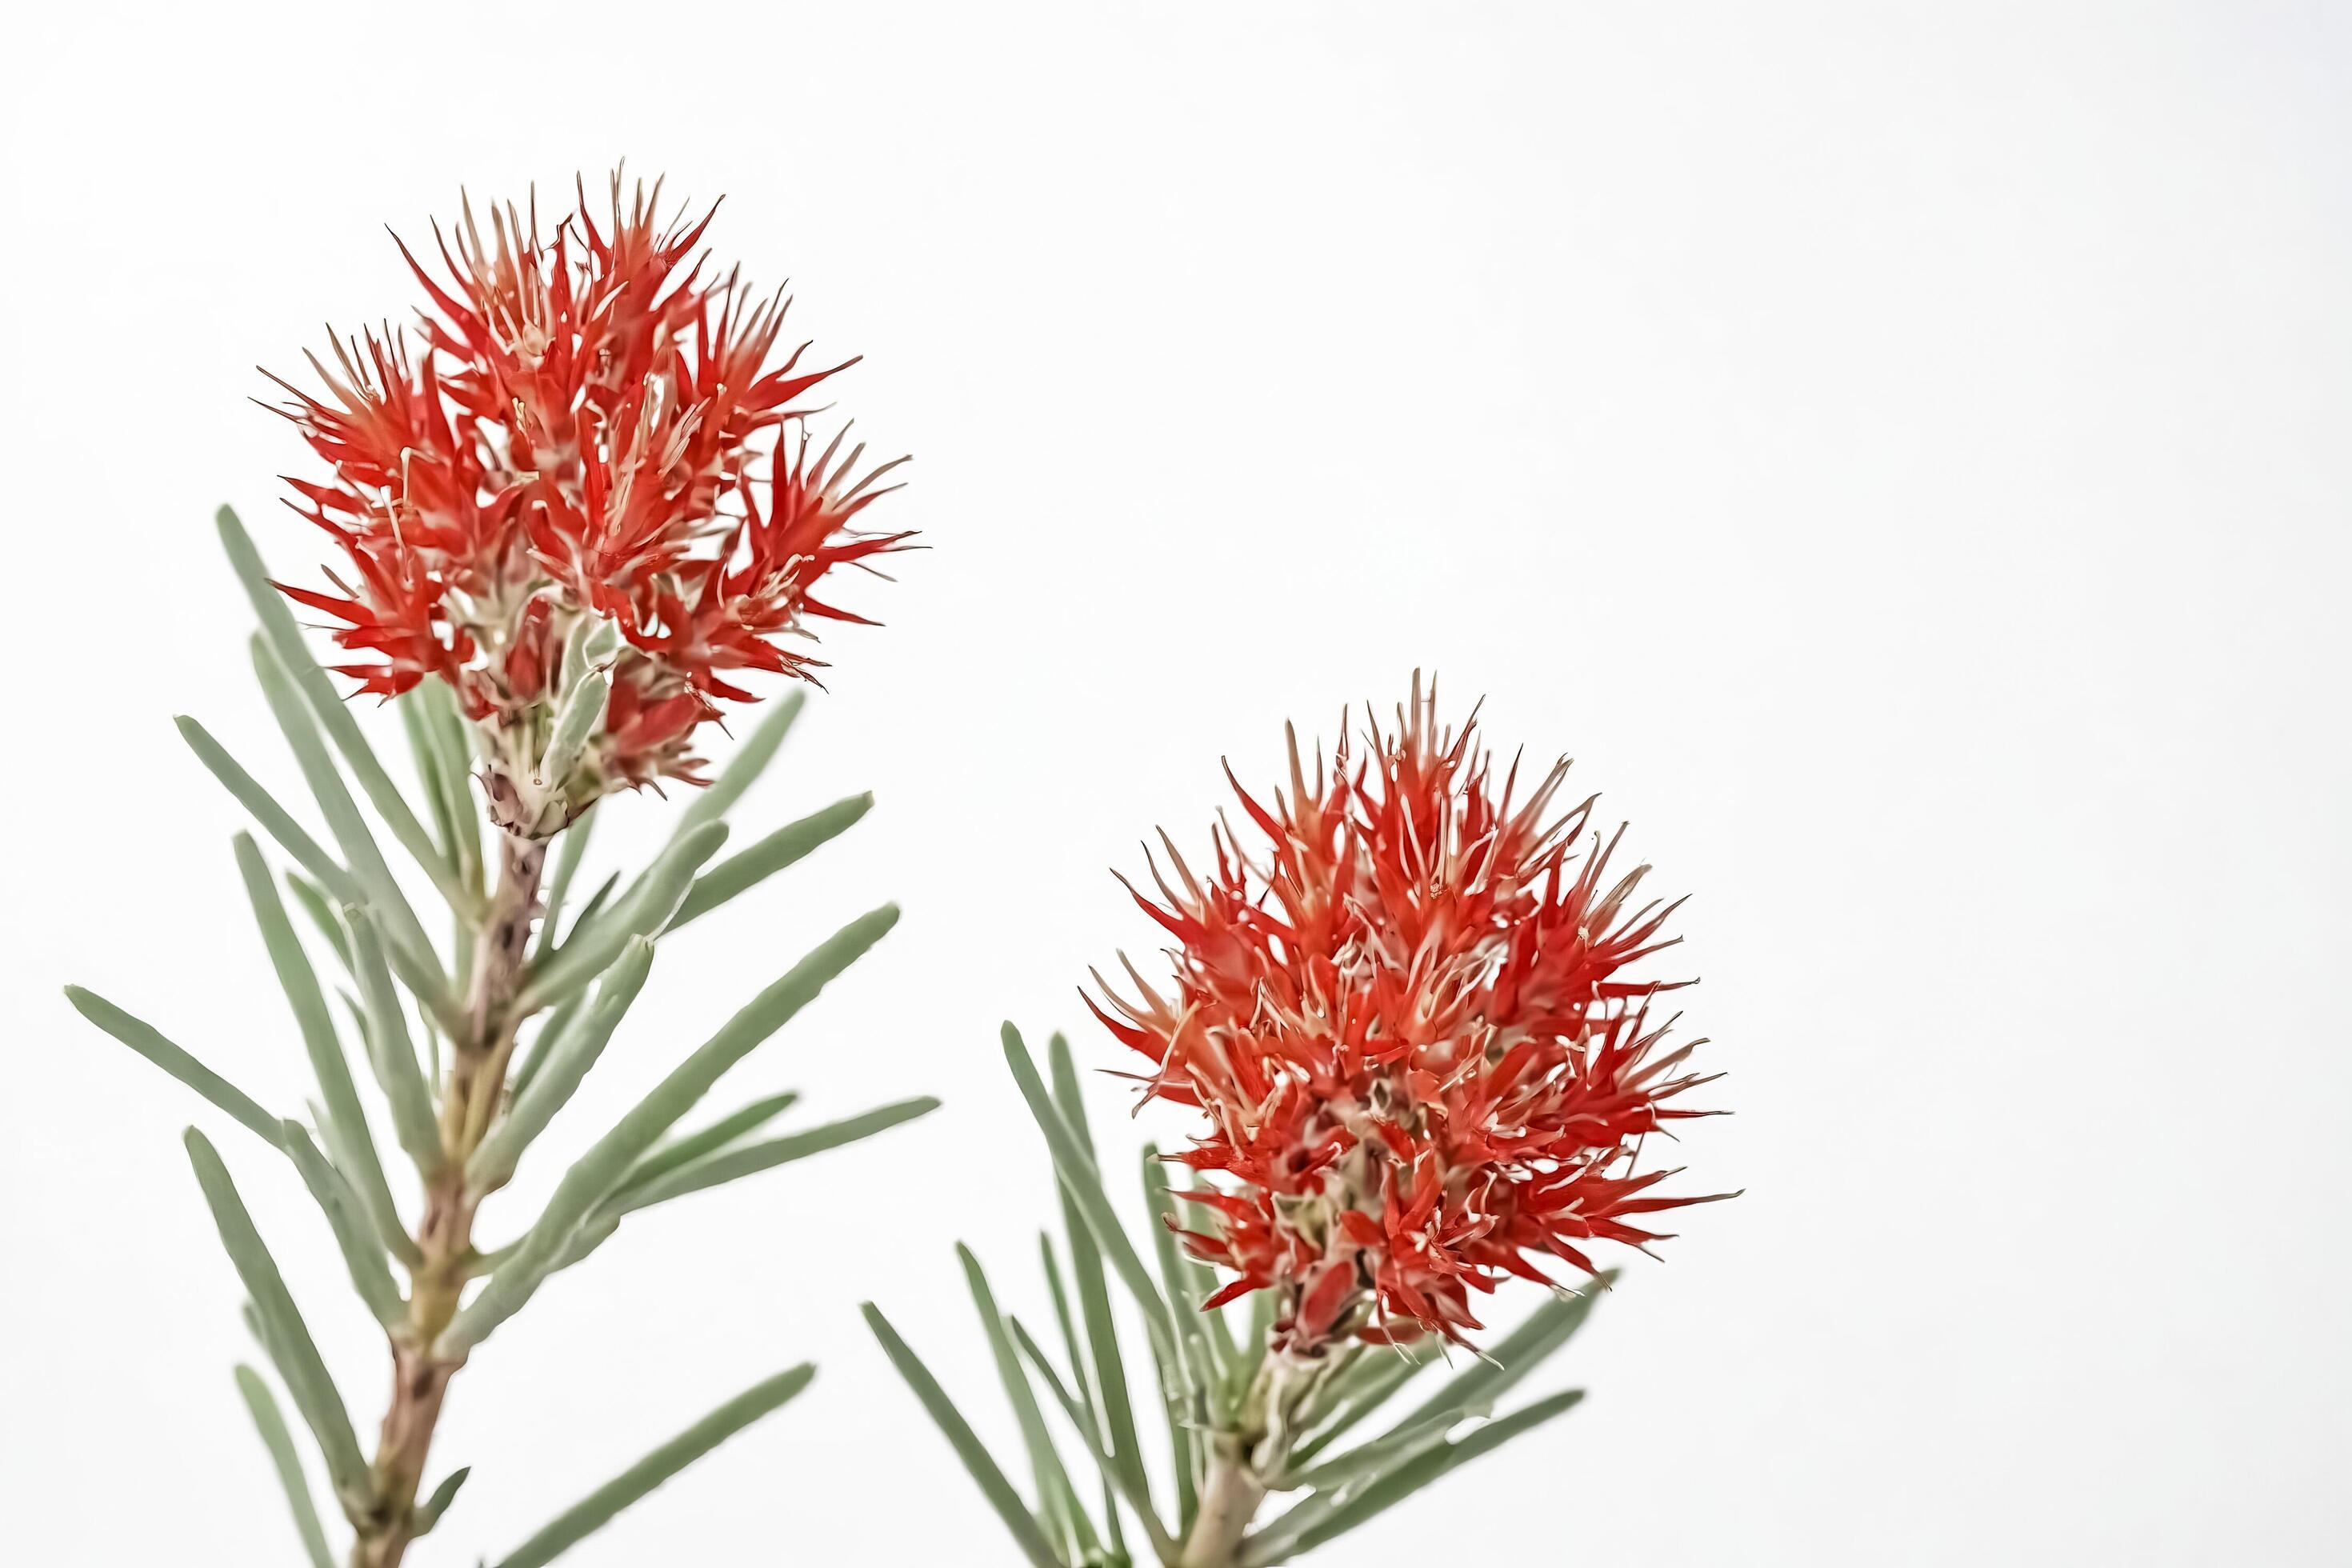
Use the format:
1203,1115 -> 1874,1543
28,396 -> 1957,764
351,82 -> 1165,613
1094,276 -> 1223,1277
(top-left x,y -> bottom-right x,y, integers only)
264,172 -> 910,789
1090,678 -> 1728,1354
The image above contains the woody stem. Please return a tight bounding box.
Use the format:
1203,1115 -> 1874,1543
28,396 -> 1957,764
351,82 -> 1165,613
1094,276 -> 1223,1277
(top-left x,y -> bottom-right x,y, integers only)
350,824 -> 546,1568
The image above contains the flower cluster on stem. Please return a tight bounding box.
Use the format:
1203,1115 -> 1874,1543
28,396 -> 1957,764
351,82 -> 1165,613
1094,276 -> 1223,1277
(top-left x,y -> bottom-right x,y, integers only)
266,171 -> 909,834
1093,678 -> 1727,1364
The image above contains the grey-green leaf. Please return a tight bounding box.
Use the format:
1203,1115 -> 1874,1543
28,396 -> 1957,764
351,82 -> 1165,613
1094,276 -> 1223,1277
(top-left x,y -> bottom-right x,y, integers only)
279,1121 -> 406,1329
1001,1024 -> 1174,1358
467,938 -> 656,1191
414,1465 -> 471,1535
608,1090 -> 801,1200
672,688 -> 803,841
346,913 -> 443,1175
246,631 -> 441,981
602,1096 -> 938,1219
863,1304 -> 1066,1568
1245,1389 -> 1586,1566
65,986 -> 282,1149
218,505 -> 464,909
234,833 -> 405,1261
443,905 -> 898,1354
491,1365 -> 815,1568
177,715 -> 362,907
516,823 -> 728,1014
234,1364 -> 336,1568
667,793 -> 871,931
185,1129 -> 371,1510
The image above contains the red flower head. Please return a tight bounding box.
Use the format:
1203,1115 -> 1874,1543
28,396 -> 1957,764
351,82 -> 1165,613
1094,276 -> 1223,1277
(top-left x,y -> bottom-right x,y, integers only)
1091,677 -> 1730,1357
263,171 -> 911,830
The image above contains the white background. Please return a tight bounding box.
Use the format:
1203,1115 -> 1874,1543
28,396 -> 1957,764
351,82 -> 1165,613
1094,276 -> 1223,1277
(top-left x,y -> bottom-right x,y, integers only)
3,3 -> 2346,1564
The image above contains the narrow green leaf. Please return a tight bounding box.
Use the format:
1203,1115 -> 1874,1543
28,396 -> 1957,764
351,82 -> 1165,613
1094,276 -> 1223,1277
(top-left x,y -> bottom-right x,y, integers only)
414,1465 -> 470,1535
491,1365 -> 815,1568
511,990 -> 588,1102
247,632 -> 442,980
284,874 -> 356,974
602,1096 -> 938,1219
177,715 -> 363,907
185,1129 -> 371,1511
218,506 -> 466,909
1001,1025 -> 1174,1357
278,1122 -> 405,1328
667,793 -> 871,931
674,688 -> 804,841
1289,1273 -> 1610,1469
1047,1033 -> 1150,1525
1145,1144 -> 1226,1419
414,676 -> 483,895
1011,1318 -> 1179,1566
346,914 -> 442,1175
863,1304 -> 1066,1568
958,1244 -> 1085,1553
609,1090 -> 801,1200
467,940 -> 656,1191
1386,1273 -> 1610,1438
549,871 -> 621,959
234,833 -> 405,1260
1245,1390 -> 1586,1566
234,1365 -> 336,1568
516,823 -> 729,1014
445,906 -> 898,1354
65,986 -> 282,1149
535,668 -> 609,798
530,805 -> 598,963
398,683 -> 481,898
1042,1234 -> 1126,1563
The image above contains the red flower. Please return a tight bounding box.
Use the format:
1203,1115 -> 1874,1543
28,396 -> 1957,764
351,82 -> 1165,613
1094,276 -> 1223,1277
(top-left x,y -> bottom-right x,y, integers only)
262,171 -> 910,798
1091,678 -> 1729,1354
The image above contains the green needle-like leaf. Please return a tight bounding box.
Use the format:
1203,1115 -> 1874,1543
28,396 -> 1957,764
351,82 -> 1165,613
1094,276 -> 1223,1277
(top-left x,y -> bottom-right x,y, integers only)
510,990 -> 588,1102
285,874 -> 356,974
185,1129 -> 371,1511
1384,1272 -> 1610,1438
177,716 -> 363,907
1047,1033 -> 1150,1524
1002,1025 -> 1174,1360
234,1364 -> 335,1568
535,668 -> 609,797
410,677 -> 483,894
1042,1233 -> 1126,1562
1289,1272 -> 1610,1470
247,633 -> 441,981
516,823 -> 728,1014
278,1122 -> 405,1329
608,1090 -> 801,1200
667,793 -> 871,931
65,986 -> 282,1149
218,506 -> 464,910
235,834 -> 405,1261
468,939 -> 656,1190
602,1096 -> 938,1219
446,906 -> 898,1354
863,1304 -> 1066,1568
1011,1318 -> 1179,1566
413,1465 -> 470,1535
1144,1143 -> 1226,1420
958,1244 -> 1086,1554
530,805 -> 598,964
672,688 -> 803,841
1245,1390 -> 1586,1566
346,914 -> 442,1175
490,1364 -> 815,1568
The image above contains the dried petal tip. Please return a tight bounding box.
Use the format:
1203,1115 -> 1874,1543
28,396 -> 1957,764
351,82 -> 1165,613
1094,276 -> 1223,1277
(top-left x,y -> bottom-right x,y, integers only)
1095,678 -> 1726,1354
